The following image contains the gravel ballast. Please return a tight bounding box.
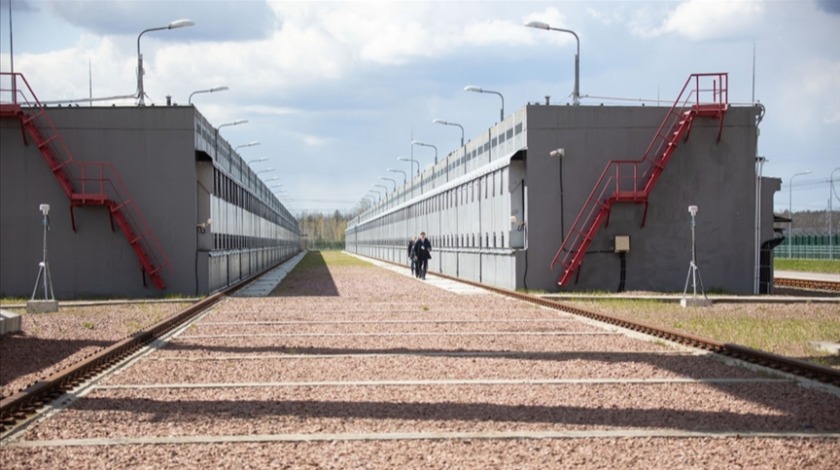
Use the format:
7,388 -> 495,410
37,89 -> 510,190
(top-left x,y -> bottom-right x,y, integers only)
3,252 -> 838,469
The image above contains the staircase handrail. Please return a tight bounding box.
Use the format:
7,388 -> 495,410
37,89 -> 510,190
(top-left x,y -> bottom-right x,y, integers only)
2,72 -> 171,282
1,73 -> 77,172
550,73 -> 728,274
71,161 -> 172,274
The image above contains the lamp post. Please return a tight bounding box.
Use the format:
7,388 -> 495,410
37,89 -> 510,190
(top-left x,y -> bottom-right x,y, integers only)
388,168 -> 407,185
188,86 -> 228,105
788,170 -> 812,259
433,119 -> 464,147
464,85 -> 505,122
525,21 -> 580,106
215,119 -> 248,170
247,157 -> 268,164
411,140 -> 438,164
137,19 -> 195,106
256,168 -> 276,175
374,183 -> 390,195
369,189 -> 383,202
398,157 -> 419,177
380,176 -> 397,192
235,141 -> 260,151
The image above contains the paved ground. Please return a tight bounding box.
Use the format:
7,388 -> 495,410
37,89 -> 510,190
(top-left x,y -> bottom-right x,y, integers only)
775,270 -> 840,282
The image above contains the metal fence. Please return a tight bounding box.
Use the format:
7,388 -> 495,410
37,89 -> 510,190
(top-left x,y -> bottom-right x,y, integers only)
773,235 -> 840,260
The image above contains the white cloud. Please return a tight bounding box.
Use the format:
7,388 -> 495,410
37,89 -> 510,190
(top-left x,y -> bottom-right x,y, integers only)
633,0 -> 765,40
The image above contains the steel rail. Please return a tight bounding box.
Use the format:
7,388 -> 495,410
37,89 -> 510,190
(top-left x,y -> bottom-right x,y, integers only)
0,257 -> 292,432
774,277 -> 840,293
364,254 -> 840,387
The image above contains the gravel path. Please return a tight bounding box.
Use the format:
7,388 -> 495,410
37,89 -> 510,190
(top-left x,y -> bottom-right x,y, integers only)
3,252 -> 839,469
0,302 -> 190,398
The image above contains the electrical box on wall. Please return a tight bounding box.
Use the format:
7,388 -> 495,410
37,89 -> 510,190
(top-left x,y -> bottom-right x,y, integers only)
614,235 -> 630,253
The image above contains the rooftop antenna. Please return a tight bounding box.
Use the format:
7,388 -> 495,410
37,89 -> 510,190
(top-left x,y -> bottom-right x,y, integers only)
751,40 -> 756,104
8,0 -> 15,103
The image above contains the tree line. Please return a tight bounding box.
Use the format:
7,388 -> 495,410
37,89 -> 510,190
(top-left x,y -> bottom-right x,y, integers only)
297,210 -> 353,250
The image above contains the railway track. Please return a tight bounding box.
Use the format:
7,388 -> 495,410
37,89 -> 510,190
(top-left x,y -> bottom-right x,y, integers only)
775,277 -> 840,293
2,256 -> 839,435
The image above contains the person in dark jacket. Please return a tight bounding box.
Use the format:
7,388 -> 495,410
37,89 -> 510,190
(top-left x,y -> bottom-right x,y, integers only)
412,232 -> 432,280
407,236 -> 417,276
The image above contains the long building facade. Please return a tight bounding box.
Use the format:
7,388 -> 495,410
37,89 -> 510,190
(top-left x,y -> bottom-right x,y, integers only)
346,74 -> 781,294
0,73 -> 301,298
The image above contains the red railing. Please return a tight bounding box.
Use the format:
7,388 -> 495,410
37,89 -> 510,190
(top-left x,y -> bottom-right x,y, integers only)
1,72 -> 171,288
551,73 -> 728,286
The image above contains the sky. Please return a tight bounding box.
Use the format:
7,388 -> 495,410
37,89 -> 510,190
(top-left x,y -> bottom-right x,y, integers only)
1,0 -> 838,215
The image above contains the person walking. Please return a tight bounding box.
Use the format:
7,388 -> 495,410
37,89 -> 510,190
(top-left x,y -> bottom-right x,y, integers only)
412,231 -> 432,280
407,236 -> 417,277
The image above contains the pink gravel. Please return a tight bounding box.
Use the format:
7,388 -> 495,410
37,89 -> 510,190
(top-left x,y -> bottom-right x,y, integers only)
3,254 -> 838,469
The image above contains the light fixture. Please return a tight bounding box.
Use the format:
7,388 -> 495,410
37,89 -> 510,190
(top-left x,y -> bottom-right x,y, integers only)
137,19 -> 195,106
464,85 -> 505,121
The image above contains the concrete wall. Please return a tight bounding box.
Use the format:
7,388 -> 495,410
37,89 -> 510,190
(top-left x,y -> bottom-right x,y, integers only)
1,106 -> 198,298
1,105 -> 305,298
523,104 -> 765,293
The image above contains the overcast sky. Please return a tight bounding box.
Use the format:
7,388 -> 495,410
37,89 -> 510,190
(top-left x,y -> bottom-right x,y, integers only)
1,0 -> 838,215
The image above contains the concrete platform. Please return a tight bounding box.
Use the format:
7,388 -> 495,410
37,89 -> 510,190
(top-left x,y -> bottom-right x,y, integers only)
232,252 -> 307,297
26,299 -> 58,313
0,309 -> 22,335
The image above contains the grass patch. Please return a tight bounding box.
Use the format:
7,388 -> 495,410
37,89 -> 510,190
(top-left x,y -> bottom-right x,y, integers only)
598,299 -> 671,310
517,288 -> 548,294
294,251 -> 371,271
774,258 -> 840,274
672,317 -> 840,357
81,321 -> 95,330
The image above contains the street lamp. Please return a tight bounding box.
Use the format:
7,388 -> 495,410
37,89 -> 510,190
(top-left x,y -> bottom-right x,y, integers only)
215,119 -> 248,166
525,21 -> 580,106
433,119 -> 465,147
247,157 -> 268,164
256,167 -> 276,174
411,140 -> 438,164
188,86 -> 228,105
388,168 -> 407,185
464,85 -> 505,122
235,141 -> 260,151
368,189 -> 383,201
137,19 -> 195,106
380,176 -> 397,191
219,119 -> 248,131
264,176 -> 280,183
374,183 -> 390,195
788,170 -> 812,258
397,157 -> 419,176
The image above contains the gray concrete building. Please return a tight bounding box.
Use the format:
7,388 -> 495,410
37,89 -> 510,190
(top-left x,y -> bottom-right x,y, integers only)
0,73 -> 301,298
347,73 -> 781,294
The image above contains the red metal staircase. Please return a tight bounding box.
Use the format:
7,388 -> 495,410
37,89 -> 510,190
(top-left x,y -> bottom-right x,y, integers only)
551,73 -> 729,286
0,72 -> 171,289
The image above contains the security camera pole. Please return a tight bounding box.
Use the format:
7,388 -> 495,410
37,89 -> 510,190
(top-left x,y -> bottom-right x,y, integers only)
28,204 -> 58,313
681,205 -> 710,307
